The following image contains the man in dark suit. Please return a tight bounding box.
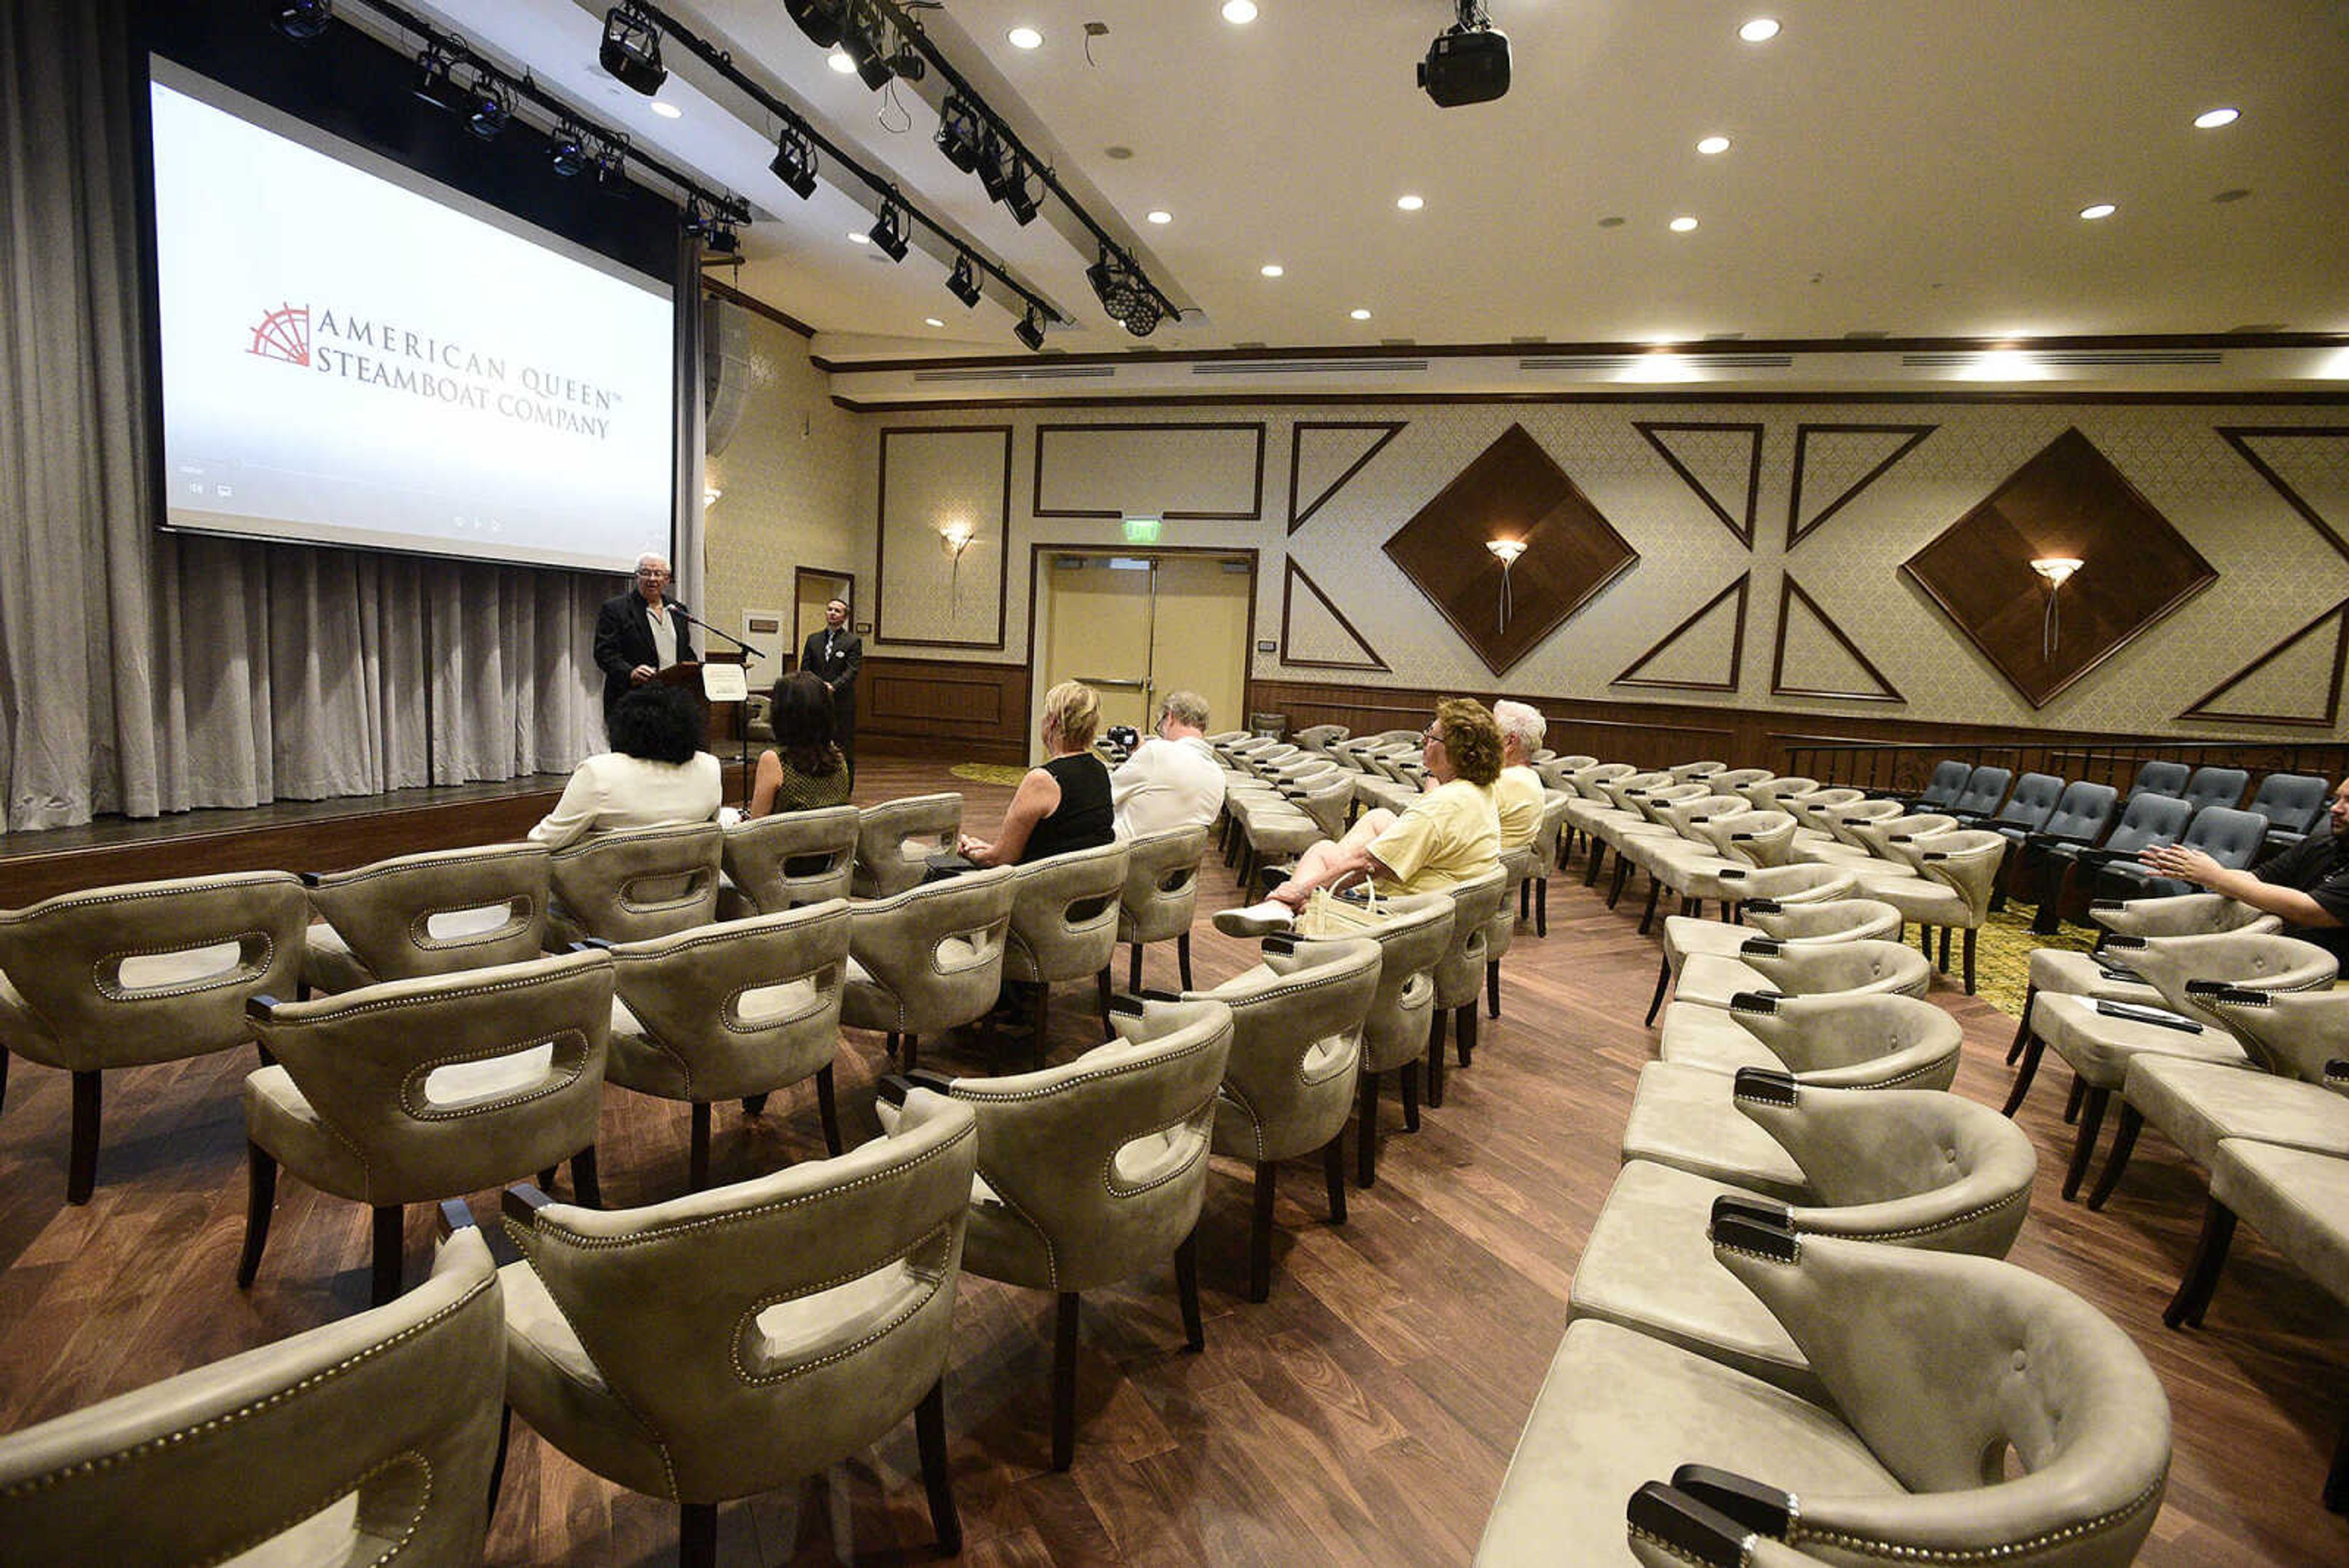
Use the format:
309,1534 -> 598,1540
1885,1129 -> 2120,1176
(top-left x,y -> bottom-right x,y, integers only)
593,552 -> 698,734
801,596 -> 863,772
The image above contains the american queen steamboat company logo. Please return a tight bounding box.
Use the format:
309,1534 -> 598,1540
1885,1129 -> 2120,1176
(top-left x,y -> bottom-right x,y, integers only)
241,300 -> 622,440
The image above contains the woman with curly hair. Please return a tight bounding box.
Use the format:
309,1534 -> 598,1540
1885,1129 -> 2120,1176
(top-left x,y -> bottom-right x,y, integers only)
1215,697 -> 1502,935
527,683 -> 722,849
748,671 -> 851,817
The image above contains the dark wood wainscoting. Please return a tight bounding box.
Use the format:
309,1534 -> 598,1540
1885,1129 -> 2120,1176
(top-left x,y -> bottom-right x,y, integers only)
858,655 -> 1031,767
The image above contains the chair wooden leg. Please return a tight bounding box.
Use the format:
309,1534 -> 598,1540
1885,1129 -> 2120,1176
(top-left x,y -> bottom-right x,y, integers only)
2062,1087 -> 2111,1201
1962,927 -> 1977,995
1937,924 -> 1952,972
1457,1003 -> 1477,1069
538,1165 -> 559,1192
1033,984 -> 1052,1069
1918,922 -> 1935,960
815,1064 -> 844,1156
1520,879 -> 1531,921
1486,959 -> 1501,1020
1400,1060 -> 1421,1132
487,1403 -> 511,1524
1052,1291 -> 1081,1471
1645,953 -> 1671,1027
2085,1102 -> 2144,1211
678,1500 -> 718,1568
1323,1134 -> 1347,1225
740,1092 -> 770,1117
1606,854 -> 1631,908
1636,877 -> 1661,936
237,1142 -> 277,1288
2164,1195 -> 2238,1329
688,1103 -> 713,1191
903,1033 -> 919,1075
916,1378 -> 961,1552
1249,1161 -> 1277,1302
570,1145 -> 601,1208
1096,967 -> 1114,1040
1535,877 -> 1547,936
2006,986 -> 2036,1064
371,1205 -> 405,1306
0,1047 -> 8,1116
1425,1011 -> 1447,1108
2327,1413 -> 2349,1515
2002,1036 -> 2045,1117
1583,843 -> 1606,886
1176,932 -> 1193,991
1129,943 -> 1143,994
1174,1229 -> 1204,1351
2063,1076 -> 2086,1125
886,1030 -> 902,1062
66,1069 -> 100,1205
1356,1071 -> 1379,1189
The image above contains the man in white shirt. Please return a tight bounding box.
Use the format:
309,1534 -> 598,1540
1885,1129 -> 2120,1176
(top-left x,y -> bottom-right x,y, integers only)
1110,689 -> 1226,839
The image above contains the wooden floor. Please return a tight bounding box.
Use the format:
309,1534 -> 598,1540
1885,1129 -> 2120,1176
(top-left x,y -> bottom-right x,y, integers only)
1,754 -> 2343,1566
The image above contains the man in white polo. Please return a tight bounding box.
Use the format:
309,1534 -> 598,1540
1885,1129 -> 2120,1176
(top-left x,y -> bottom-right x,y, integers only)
1110,689 -> 1226,839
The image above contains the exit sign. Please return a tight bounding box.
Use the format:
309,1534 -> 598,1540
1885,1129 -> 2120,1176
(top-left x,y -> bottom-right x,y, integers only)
1121,515 -> 1162,544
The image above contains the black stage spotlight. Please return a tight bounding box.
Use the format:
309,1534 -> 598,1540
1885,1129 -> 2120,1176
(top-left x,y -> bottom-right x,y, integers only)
1417,0 -> 1510,107
1001,165 -> 1039,225
839,1 -> 894,89
1121,294 -> 1163,337
686,200 -> 741,257
600,6 -> 667,95
784,0 -> 847,49
592,134 -> 629,196
945,251 -> 982,308
769,128 -> 818,199
549,121 -> 587,176
1086,250 -> 1140,321
274,1 -> 332,40
464,75 -> 511,140
867,201 -> 909,262
1013,305 -> 1047,352
935,96 -> 982,173
974,130 -> 1011,201
412,46 -> 464,114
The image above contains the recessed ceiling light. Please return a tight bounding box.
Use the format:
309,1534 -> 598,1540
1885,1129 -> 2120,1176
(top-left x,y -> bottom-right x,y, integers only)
826,49 -> 856,73
1222,1 -> 1259,23
2079,202 -> 2116,220
2194,106 -> 2241,129
650,101 -> 681,119
1146,209 -> 1172,224
1260,264 -> 1283,277
847,231 -> 870,243
1007,25 -> 1043,50
1350,308 -> 1371,320
1696,135 -> 1731,155
925,317 -> 944,327
1738,17 -> 1780,42
1669,215 -> 1699,232
1396,193 -> 1424,211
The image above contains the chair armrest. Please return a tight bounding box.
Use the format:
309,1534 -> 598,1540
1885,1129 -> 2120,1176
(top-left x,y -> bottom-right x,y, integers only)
436,1198 -> 478,1238
1731,1065 -> 1798,1105
1708,1192 -> 1792,1233
1627,1482 -> 1768,1568
246,994 -> 283,1022
1671,1464 -> 1797,1540
1737,937 -> 1784,957
502,1183 -> 553,1227
877,1070 -> 957,1107
1727,990 -> 1784,1016
1709,1210 -> 1800,1262
1741,897 -> 1783,915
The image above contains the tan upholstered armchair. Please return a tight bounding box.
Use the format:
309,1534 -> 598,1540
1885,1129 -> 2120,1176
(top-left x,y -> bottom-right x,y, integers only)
0,1224 -> 506,1567
851,792 -> 963,900
1194,935 -> 1380,1301
1003,841 -> 1130,1055
1667,936 -> 1932,1014
879,994 -> 1233,1468
544,822 -> 723,947
1297,890 -> 1453,1188
718,803 -> 858,918
1521,789 -> 1574,934
1651,897 -> 1904,1026
1482,842 -> 1537,1018
1850,827 -> 2011,992
1427,864 -> 1509,1107
1476,1231 -> 2170,1567
1573,1080 -> 2037,1401
497,1092 -> 979,1566
1116,824 -> 1209,992
2013,891 -> 2284,1065
0,870 -> 307,1202
841,864 -> 1017,1074
602,901 -> 852,1190
240,948 -> 614,1305
302,842 -> 549,995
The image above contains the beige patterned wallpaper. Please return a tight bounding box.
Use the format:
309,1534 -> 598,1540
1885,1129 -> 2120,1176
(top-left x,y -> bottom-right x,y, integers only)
731,390 -> 2349,737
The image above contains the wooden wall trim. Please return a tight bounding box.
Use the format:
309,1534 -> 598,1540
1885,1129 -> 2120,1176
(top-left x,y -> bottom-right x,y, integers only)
874,424 -> 1013,652
1278,560 -> 1390,671
1770,574 -> 1906,704
1633,420 -> 1762,549
1785,422 -> 1935,551
837,390 -> 2349,414
2178,596 -> 2349,729
858,655 -> 1030,767
1030,421 -> 1267,519
1289,421 -> 1405,533
2216,425 -> 2349,567
1611,572 -> 1750,693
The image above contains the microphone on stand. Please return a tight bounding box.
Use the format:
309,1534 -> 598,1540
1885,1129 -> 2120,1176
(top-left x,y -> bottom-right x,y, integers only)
664,608 -> 766,812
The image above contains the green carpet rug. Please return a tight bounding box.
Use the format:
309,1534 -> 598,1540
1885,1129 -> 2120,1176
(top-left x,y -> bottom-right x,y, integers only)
1966,906 -> 2098,1018
949,762 -> 1028,787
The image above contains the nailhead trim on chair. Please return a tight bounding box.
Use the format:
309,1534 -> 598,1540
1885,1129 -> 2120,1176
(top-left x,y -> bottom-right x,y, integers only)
398,1029 -> 593,1122
726,1221 -> 959,1386
1857,1186 -> 2028,1243
1785,1471 -> 2164,1562
95,934 -> 279,1001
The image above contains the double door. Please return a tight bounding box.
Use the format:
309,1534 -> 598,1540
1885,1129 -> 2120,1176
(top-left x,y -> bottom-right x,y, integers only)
1036,552 -> 1252,752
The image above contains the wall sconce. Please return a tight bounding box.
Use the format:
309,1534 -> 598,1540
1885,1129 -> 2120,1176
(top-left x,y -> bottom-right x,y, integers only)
940,520 -> 976,608
1486,538 -> 1527,633
702,485 -> 722,507
2030,556 -> 2083,660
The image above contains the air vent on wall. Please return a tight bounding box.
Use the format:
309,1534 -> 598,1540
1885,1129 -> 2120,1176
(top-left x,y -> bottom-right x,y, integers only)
1518,352 -> 1794,371
1191,358 -> 1431,376
1900,349 -> 2224,368
912,364 -> 1118,384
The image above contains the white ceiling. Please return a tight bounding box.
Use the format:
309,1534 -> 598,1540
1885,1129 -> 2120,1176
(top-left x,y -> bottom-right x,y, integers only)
408,1 -> 2349,395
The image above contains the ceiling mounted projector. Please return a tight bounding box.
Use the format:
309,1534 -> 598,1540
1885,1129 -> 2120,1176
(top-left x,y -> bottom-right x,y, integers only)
1417,2 -> 1509,107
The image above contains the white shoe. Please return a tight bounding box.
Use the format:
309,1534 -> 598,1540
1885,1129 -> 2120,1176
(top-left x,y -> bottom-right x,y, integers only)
1214,899 -> 1296,937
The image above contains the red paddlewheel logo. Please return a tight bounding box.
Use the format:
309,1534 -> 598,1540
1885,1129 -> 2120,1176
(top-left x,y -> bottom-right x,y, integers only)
248,302 -> 311,366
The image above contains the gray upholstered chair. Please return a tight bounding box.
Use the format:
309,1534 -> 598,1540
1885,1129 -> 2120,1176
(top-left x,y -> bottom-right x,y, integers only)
1650,897 -> 1904,1026
1193,935 -> 1380,1301
880,995 -> 1231,1468
1116,824 -> 1209,992
1573,1080 -> 2037,1400
603,902 -> 852,1190
240,949 -> 614,1305
717,803 -> 859,918
544,822 -> 723,948
302,842 -> 548,995
1003,841 -> 1130,1056
1428,865 -> 1509,1107
1665,937 -> 1931,1015
1482,842 -> 1538,1018
2009,891 -> 2282,1065
851,792 -> 963,900
1475,1230 -> 2170,1568
841,864 -> 1017,1075
1849,827 -> 2011,992
1297,890 -> 1453,1187
0,1224 -> 505,1566
0,870 -> 307,1202
497,1092 -> 979,1567
1520,789 -> 1575,934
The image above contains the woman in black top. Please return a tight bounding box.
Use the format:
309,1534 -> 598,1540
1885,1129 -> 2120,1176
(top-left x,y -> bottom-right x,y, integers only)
959,680 -> 1115,865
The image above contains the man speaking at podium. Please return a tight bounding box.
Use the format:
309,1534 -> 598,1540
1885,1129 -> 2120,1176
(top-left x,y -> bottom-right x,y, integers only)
594,552 -> 699,733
